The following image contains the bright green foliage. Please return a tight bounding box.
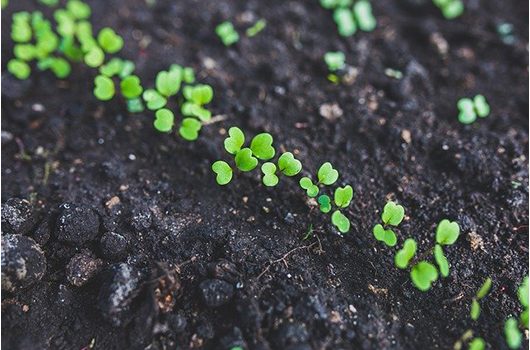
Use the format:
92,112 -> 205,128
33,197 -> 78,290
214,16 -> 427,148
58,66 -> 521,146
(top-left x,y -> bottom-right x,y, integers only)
504,317 -> 522,349
246,19 -> 266,37
212,160 -> 233,185
318,195 -> 332,213
66,0 -> 91,19
224,127 -> 245,155
300,177 -> 319,197
436,219 -> 460,245
7,59 -> 31,79
470,277 -> 492,321
250,133 -> 275,160
142,89 -> 167,110
473,95 -> 490,117
261,163 -> 279,187
433,244 -> 449,277
235,148 -> 258,172
394,238 -> 417,269
433,0 -> 464,19
470,299 -> 480,321
84,46 -> 105,67
216,21 -> 239,46
54,9 -> 76,37
457,95 -> 490,124
373,224 -> 397,246
120,75 -> 143,99
153,108 -> 174,132
93,75 -> 115,100
2,0 -> 8,9
333,8 -> 356,36
182,85 -> 213,121
126,98 -> 144,113
334,185 -> 353,208
38,57 -> 71,78
39,0 -> 59,6
468,338 -> 485,350
410,261 -> 438,291
278,152 -> 302,176
518,276 -> 528,308
324,51 -> 345,72
476,277 -> 492,300
381,201 -> 405,226
317,162 -> 339,185
12,12 -> 32,43
97,27 -> 123,53
100,58 -> 124,77
331,210 -> 350,233
353,0 -> 376,31
14,44 -> 36,60
179,118 -> 202,141
156,69 -> 181,97
323,0 -> 376,37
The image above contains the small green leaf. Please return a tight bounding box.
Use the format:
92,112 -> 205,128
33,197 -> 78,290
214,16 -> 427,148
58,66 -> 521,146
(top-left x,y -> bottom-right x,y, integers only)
353,0 -> 376,32
410,261 -> 438,291
184,84 -> 213,105
470,299 -> 480,321
246,19 -> 266,37
126,98 -> 144,113
7,59 -> 30,80
381,201 -> 405,226
235,148 -> 258,172
278,152 -> 302,176
333,8 -> 356,36
318,195 -> 331,213
334,185 -> 353,208
153,108 -> 174,133
520,309 -> 528,329
250,133 -> 275,160
518,276 -> 529,308
100,58 -> 124,77
84,46 -> 105,67
156,70 -> 181,97
97,27 -> 123,54
142,89 -> 167,110
473,95 -> 490,118
394,238 -> 417,269
119,60 -> 135,78
324,51 -> 345,71
14,44 -> 36,60
179,118 -> 202,141
440,0 -> 464,19
261,162 -> 279,187
331,210 -> 350,233
215,21 -> 239,46
436,219 -> 460,245
224,127 -> 245,155
476,277 -> 492,300
300,177 -> 319,197
93,75 -> 115,101
433,244 -> 449,277
468,337 -> 485,350
181,103 -> 211,121
457,98 -> 476,124
212,160 -> 233,185
66,0 -> 91,19
317,162 -> 339,185
120,75 -> 143,99
372,224 -> 397,247
504,317 -> 522,349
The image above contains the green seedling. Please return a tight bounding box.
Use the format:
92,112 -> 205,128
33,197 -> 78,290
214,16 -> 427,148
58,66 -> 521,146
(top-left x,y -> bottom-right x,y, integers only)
504,318 -> 522,349
410,261 -> 438,291
373,224 -> 397,246
333,8 -> 356,36
318,162 -> 339,185
324,51 -> 345,72
153,108 -> 174,132
12,12 -> 32,43
334,185 -> 353,208
278,152 -> 302,176
433,0 -> 464,19
261,163 -> 279,187
235,148 -> 258,172
250,133 -> 275,160
518,276 -> 529,328
322,0 -> 376,36
182,84 -> 214,121
211,161 -> 233,185
120,75 -> 143,99
433,244 -> 449,277
7,59 -> 31,79
143,89 -> 167,110
126,98 -> 144,113
246,19 -> 266,37
179,118 -> 202,141
394,238 -> 417,269
93,75 -> 115,100
331,210 -> 350,233
84,46 -> 104,67
457,95 -> 490,124
216,21 -> 239,46
436,219 -> 460,245
37,57 -> 71,78
224,127 -> 245,155
470,277 -> 492,321
97,27 -> 123,53
100,58 -> 134,78
300,177 -> 319,197
353,0 -> 376,31
318,195 -> 332,213
156,69 -> 182,97
66,0 -> 91,19
39,0 -> 59,6
54,9 -> 76,37
372,201 -> 403,246
468,338 -> 485,350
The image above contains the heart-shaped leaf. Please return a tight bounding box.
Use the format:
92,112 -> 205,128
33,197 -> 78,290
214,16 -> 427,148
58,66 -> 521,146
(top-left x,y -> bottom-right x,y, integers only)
7,59 -> 31,80
120,75 -> 143,99
84,46 -> 104,68
179,118 -> 202,141
156,69 -> 181,97
410,261 -> 438,291
278,152 -> 302,176
331,210 -> 350,233
250,133 -> 275,160
317,162 -> 339,185
153,108 -> 174,132
67,0 -> 91,19
235,148 -> 258,172
394,238 -> 417,269
324,51 -> 345,71
181,102 -> 211,121
435,219 -> 460,245
353,0 -> 376,32
211,160 -> 233,185
299,177 -> 319,197
143,89 -> 167,110
97,27 -> 123,54
184,84 -> 213,105
261,162 -> 279,187
334,185 -> 353,208
473,95 -> 490,118
99,58 -> 124,77
224,127 -> 245,155
433,244 -> 449,277
381,201 -> 405,226
457,98 -> 477,124
93,75 -> 115,101
215,21 -> 240,46
318,195 -> 331,213
372,224 -> 397,247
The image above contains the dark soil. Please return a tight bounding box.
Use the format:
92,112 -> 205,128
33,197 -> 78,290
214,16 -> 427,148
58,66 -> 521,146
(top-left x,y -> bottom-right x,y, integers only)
1,0 -> 529,349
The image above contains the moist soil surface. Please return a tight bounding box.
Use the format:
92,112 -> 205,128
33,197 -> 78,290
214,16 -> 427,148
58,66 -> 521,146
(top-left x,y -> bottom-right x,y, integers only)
1,0 -> 529,349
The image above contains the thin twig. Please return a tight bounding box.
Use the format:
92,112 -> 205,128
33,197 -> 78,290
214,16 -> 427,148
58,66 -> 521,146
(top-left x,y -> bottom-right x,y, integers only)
256,242 -> 318,280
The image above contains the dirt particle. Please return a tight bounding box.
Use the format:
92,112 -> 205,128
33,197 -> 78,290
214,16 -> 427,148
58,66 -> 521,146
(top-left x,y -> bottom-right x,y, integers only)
401,129 -> 412,144
319,103 -> 343,121
66,252 -> 104,287
1,198 -> 38,235
55,203 -> 100,244
199,279 -> 234,308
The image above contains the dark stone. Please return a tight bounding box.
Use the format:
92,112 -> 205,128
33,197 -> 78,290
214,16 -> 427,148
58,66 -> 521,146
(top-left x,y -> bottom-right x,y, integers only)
100,232 -> 128,260
55,203 -> 100,244
199,279 -> 234,307
33,219 -> 51,246
130,206 -> 152,231
1,198 -> 38,235
1,235 -> 46,292
98,263 -> 144,326
66,252 -> 104,287
208,259 -> 240,283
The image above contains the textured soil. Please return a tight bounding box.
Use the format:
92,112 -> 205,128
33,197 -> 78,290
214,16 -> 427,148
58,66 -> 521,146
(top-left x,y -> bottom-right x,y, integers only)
1,0 -> 529,349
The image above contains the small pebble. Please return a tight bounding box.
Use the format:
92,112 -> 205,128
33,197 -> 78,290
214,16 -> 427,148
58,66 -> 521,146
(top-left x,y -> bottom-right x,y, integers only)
55,203 -> 100,244
66,252 -> 103,287
1,198 -> 38,235
1,235 -> 46,292
199,279 -> 234,307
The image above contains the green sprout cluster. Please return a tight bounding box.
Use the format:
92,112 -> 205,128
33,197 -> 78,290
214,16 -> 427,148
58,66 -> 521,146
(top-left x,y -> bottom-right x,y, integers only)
324,51 -> 346,72
215,19 -> 267,46
432,0 -> 464,19
212,127 -> 353,233
457,95 -> 490,125
504,276 -> 529,349
372,202 -> 461,291
470,277 -> 492,321
319,0 -> 376,37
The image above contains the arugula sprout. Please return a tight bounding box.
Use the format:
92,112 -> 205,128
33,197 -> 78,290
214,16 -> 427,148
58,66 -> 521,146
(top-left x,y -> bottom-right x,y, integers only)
318,162 -> 339,185
235,148 -> 258,172
93,75 -> 115,100
12,12 -> 32,43
156,69 -> 182,97
433,0 -> 464,19
182,84 -> 213,121
394,238 -> 417,269
278,152 -> 302,176
436,219 -> 460,245
261,163 -> 279,187
504,318 -> 522,349
97,27 -> 123,53
470,277 -> 492,321
66,0 -> 91,19
120,75 -> 143,99
224,127 -> 245,155
300,177 -> 319,197
246,19 -> 266,37
322,0 -> 376,36
324,51 -> 345,72
519,276 -> 529,327
331,210 -> 350,233
468,338 -> 485,350
179,118 -> 202,141
353,0 -> 376,31
410,261 -> 439,291
212,161 -> 233,185
457,95 -> 490,124
334,185 -> 353,208
84,46 -> 105,67
37,57 -> 71,78
153,108 -> 174,133
126,98 -> 145,113
54,9 -> 76,37
333,8 -> 356,36
373,224 -> 397,246
143,89 -> 167,110
318,195 -> 332,213
372,201 -> 404,246
7,59 -> 31,79
215,21 -> 239,46
250,133 -> 275,160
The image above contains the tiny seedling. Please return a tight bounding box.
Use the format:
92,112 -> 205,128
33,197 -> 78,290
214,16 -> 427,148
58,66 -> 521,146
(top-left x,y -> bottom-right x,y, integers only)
504,318 -> 522,349
156,69 -> 182,97
300,177 -> 319,197
215,21 -> 239,46
372,201 -> 404,247
211,161 -> 233,185
432,0 -> 464,19
324,51 -> 345,72
246,19 -> 266,37
394,238 -> 417,269
153,108 -> 174,133
410,261 -> 438,292
66,0 -> 91,19
261,163 -> 279,187
97,27 -> 123,54
182,84 -> 214,121
278,152 -> 302,176
120,75 -> 143,99
179,118 -> 202,141
321,0 -> 376,37
470,277 -> 492,321
468,338 -> 485,350
457,95 -> 490,124
143,89 -> 167,110
93,75 -> 115,100
7,59 -> 31,79
84,46 -> 105,67
331,210 -> 350,233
